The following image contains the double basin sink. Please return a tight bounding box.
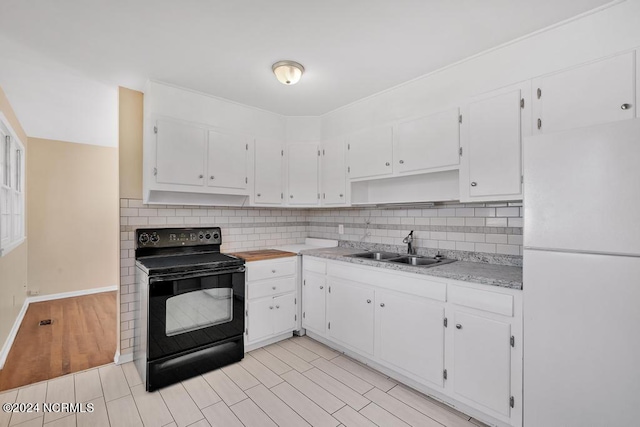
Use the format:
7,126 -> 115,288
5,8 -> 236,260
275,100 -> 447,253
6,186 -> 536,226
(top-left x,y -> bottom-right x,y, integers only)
347,251 -> 455,268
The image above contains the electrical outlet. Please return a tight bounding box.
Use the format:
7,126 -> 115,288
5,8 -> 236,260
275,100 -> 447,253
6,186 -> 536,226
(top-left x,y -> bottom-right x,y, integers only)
338,224 -> 344,235
28,289 -> 40,296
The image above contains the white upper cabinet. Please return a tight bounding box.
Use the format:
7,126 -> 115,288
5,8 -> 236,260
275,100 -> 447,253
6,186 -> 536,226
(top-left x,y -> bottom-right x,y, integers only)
321,138 -> 347,205
460,82 -> 530,202
395,108 -> 460,174
254,137 -> 283,205
532,51 -> 636,134
207,130 -> 249,190
155,119 -> 206,187
347,125 -> 393,180
287,144 -> 320,206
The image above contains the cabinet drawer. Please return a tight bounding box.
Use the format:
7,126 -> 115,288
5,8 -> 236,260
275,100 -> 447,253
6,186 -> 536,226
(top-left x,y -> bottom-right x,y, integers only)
248,277 -> 296,300
448,285 -> 513,316
247,258 -> 296,282
303,257 -> 326,275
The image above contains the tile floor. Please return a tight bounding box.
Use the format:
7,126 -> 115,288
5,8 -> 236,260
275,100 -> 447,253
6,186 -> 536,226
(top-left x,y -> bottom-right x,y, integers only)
0,336 -> 489,427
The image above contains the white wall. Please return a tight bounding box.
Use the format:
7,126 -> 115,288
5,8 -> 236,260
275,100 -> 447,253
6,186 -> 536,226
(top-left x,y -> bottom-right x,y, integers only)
321,0 -> 640,138
0,35 -> 118,147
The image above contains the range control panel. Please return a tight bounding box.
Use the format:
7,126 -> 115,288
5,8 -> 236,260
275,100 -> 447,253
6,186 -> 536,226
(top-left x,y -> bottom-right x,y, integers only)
136,227 -> 222,248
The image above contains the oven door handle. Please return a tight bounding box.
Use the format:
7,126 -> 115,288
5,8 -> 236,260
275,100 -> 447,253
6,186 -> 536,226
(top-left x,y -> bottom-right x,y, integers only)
149,266 -> 245,284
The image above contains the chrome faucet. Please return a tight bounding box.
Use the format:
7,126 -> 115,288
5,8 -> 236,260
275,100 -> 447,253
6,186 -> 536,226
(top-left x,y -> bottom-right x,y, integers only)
403,230 -> 416,255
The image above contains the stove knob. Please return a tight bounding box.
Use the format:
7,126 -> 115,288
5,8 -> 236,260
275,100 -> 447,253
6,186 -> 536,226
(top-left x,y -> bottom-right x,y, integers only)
198,233 -> 204,240
139,233 -> 149,244
205,233 -> 212,240
150,234 -> 159,243
213,233 -> 220,240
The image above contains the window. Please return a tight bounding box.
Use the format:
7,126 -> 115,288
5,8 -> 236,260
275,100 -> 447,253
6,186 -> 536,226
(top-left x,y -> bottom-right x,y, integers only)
0,113 -> 25,257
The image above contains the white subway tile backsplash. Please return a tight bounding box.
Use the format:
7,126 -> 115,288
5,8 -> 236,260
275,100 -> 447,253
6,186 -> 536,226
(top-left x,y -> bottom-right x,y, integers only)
496,207 -> 520,217
486,217 -> 508,227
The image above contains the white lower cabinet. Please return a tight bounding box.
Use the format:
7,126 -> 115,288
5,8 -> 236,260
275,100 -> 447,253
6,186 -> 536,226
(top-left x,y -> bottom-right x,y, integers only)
450,311 -> 512,417
302,256 -> 522,427
245,257 -> 298,350
376,290 -> 445,388
326,278 -> 375,355
301,272 -> 326,334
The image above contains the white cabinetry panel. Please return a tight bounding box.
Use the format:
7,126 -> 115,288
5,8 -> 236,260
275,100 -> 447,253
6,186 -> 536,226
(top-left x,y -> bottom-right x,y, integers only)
273,293 -> 296,335
155,119 -> 206,187
247,298 -> 274,343
533,51 -> 636,134
207,130 -> 248,189
321,138 -> 347,205
327,279 -> 375,355
254,138 -> 283,205
287,144 -> 319,206
376,290 -> 445,387
302,272 -> 326,334
395,108 -> 460,174
347,126 -> 393,180
451,311 -> 511,417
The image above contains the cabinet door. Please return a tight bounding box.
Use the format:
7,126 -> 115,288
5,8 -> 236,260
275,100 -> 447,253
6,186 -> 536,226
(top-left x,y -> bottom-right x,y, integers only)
533,51 -> 635,134
247,298 -> 274,343
376,291 -> 445,387
273,293 -> 296,335
302,273 -> 326,333
321,139 -> 347,205
452,311 -> 511,417
347,126 -> 393,180
155,119 -> 206,186
207,130 -> 248,190
327,279 -> 375,355
396,108 -> 459,174
461,84 -> 526,201
254,138 -> 283,204
287,144 -> 319,205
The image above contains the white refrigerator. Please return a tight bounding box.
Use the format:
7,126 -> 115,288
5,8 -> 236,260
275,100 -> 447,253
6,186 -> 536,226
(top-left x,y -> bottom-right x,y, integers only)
523,119 -> 640,426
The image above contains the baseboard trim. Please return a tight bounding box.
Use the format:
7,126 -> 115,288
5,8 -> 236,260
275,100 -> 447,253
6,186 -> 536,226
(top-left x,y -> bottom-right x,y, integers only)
114,351 -> 134,365
26,285 -> 118,304
0,285 -> 118,370
0,299 -> 29,370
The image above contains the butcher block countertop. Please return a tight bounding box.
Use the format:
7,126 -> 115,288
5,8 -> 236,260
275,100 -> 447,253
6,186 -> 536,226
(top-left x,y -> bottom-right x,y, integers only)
229,249 -> 297,262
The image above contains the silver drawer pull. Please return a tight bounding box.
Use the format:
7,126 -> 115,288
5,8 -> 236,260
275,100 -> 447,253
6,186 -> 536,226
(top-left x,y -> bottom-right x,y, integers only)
320,286 -> 324,289
272,270 -> 276,273
269,306 -> 274,310
456,324 -> 462,329
385,162 -> 390,166
470,182 -> 477,187
367,299 -> 371,304
380,303 -> 385,307
272,286 -> 276,290
621,103 -> 632,110
276,305 -> 280,309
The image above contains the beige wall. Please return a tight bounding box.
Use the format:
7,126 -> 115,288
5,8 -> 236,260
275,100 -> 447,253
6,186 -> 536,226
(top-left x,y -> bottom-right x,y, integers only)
119,87 -> 143,199
0,86 -> 28,350
27,138 -> 119,295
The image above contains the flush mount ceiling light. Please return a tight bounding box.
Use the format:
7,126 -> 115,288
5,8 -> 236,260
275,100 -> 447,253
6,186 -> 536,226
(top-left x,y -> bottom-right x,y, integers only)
272,60 -> 305,85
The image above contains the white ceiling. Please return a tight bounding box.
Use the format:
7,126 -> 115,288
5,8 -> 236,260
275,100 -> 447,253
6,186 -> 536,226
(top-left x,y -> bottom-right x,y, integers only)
0,0 -> 612,117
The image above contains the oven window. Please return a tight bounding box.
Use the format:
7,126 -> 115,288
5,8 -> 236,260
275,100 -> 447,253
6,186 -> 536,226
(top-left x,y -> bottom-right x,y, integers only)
165,287 -> 234,336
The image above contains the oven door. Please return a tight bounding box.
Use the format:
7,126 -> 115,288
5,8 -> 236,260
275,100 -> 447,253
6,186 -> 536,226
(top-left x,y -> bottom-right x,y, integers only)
147,265 -> 245,361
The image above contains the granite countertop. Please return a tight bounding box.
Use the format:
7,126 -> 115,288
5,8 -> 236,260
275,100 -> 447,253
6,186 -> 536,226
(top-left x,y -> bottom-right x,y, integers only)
300,247 -> 523,290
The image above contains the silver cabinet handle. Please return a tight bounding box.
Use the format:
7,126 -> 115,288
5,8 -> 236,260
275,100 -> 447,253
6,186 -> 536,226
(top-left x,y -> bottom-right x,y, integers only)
399,160 -> 404,164
470,182 -> 477,187
456,324 -> 462,329
272,286 -> 276,290
272,270 -> 276,273
210,176 -> 215,180
320,286 -> 324,289
198,174 -> 204,178
385,162 -> 390,166
276,305 -> 280,309
339,194 -> 344,197
367,299 -> 371,303
621,103 -> 632,110
290,195 -> 294,198
257,193 -> 261,197
270,306 -> 274,310
380,303 -> 385,307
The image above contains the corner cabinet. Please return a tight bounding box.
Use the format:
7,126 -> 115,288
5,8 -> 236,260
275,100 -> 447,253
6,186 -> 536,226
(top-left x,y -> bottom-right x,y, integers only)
254,137 -> 284,205
459,82 -> 530,202
145,118 -> 251,205
302,256 -> 523,427
287,144 -> 320,206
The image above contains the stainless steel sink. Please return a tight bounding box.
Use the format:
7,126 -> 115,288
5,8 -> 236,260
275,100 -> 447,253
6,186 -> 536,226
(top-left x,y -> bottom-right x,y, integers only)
387,256 -> 456,267
349,252 -> 400,260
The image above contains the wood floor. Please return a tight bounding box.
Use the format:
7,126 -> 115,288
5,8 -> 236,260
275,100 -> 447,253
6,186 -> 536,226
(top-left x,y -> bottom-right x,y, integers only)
0,292 -> 117,392
0,336 -> 489,427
